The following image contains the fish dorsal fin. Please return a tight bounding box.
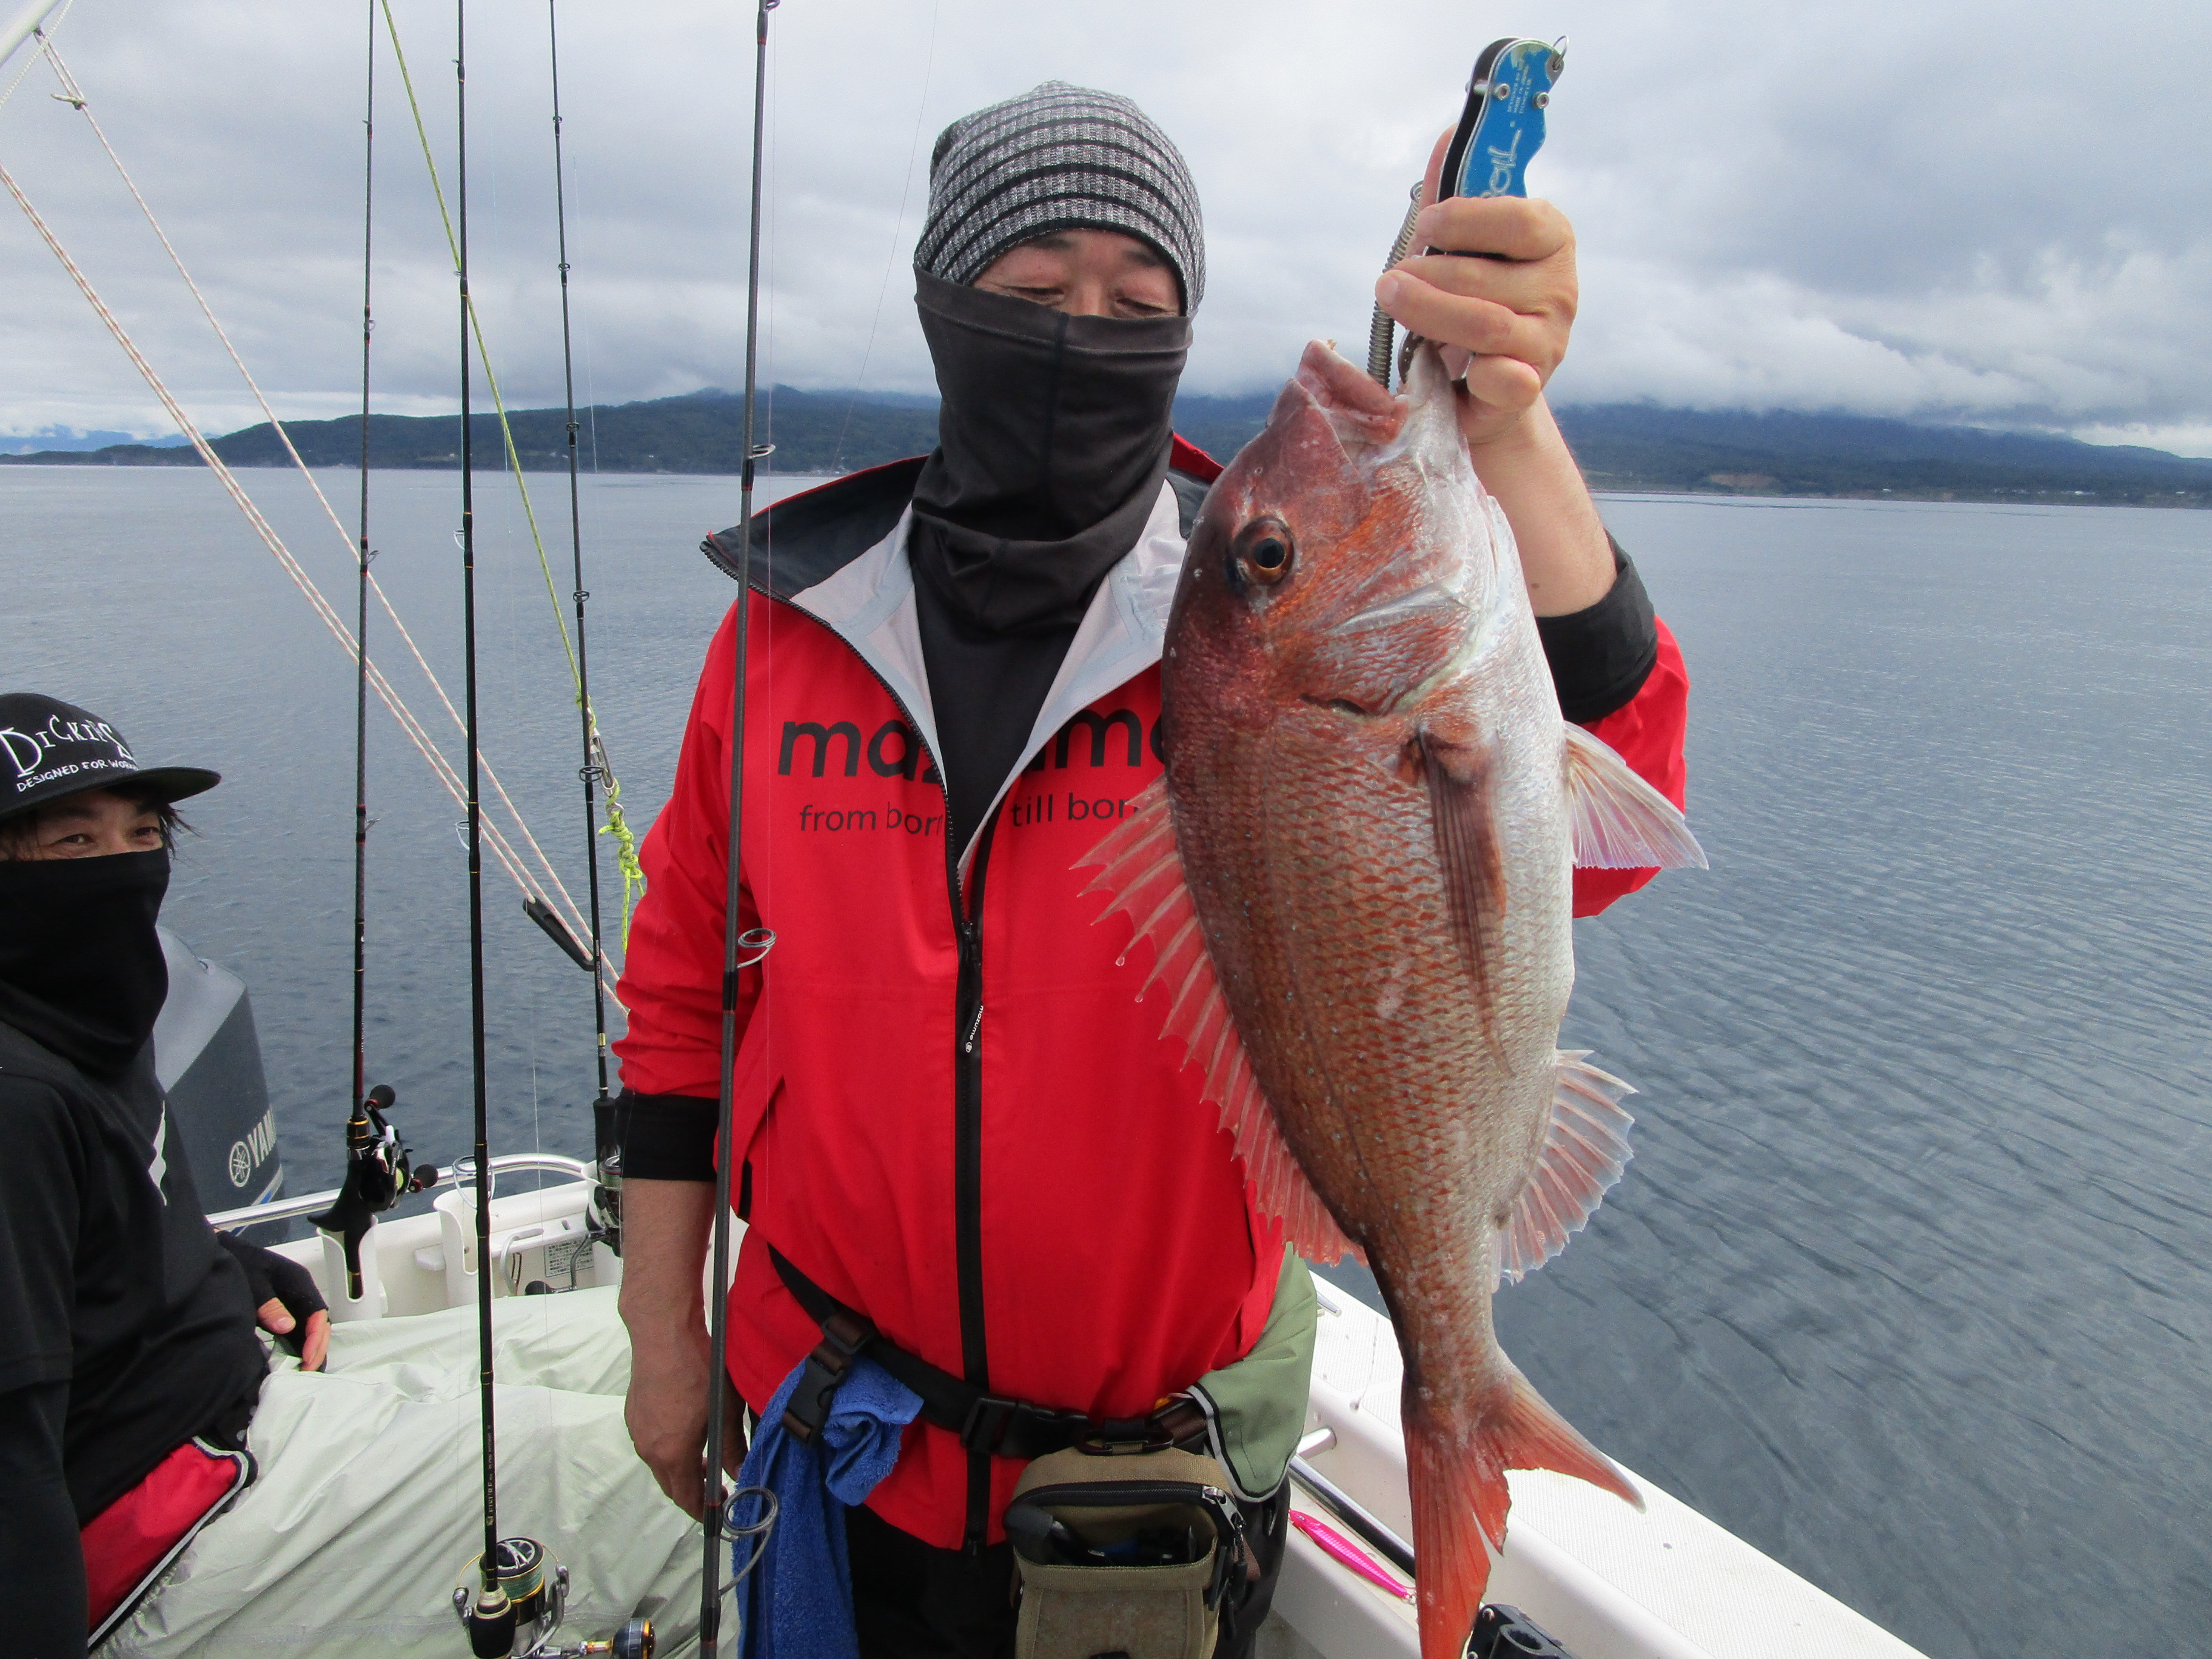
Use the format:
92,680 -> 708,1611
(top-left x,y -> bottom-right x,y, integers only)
1078,780 -> 1363,1266
1561,723 -> 1708,871
1498,1051 -> 1636,1285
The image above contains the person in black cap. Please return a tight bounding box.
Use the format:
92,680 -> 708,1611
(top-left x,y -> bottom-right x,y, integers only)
2,696 -> 709,1655
0,692 -> 329,1656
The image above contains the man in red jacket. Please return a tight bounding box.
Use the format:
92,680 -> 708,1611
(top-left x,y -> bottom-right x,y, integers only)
614,82 -> 1689,1655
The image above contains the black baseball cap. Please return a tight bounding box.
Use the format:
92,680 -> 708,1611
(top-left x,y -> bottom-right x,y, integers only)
0,692 -> 221,821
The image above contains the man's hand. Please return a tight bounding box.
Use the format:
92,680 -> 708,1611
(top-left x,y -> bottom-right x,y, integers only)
216,1232 -> 330,1372
619,1178 -> 745,1519
1372,126 -> 1614,617
1375,127 -> 1579,453
255,1297 -> 330,1373
624,1315 -> 745,1521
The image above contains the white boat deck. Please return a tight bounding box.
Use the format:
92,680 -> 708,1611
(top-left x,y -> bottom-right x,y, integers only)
240,1182 -> 1930,1659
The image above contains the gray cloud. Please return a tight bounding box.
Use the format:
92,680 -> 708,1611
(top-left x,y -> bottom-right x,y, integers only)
2,0 -> 2206,451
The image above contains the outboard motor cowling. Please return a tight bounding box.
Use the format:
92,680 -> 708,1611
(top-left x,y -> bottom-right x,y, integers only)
152,927 -> 283,1213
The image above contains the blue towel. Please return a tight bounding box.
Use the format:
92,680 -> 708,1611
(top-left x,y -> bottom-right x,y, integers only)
732,1354 -> 922,1659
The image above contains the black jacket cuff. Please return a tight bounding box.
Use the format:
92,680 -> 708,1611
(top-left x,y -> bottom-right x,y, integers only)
618,1090 -> 719,1182
1537,536 -> 1660,725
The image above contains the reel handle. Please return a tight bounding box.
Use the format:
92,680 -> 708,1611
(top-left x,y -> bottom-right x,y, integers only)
568,1620 -> 653,1659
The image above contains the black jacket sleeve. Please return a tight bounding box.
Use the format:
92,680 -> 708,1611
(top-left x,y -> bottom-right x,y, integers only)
1536,537 -> 1661,725
617,1089 -> 720,1182
0,1382 -> 86,1659
0,1076 -> 79,1398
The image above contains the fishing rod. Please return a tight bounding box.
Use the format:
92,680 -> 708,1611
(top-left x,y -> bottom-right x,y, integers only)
350,0 -> 374,1158
544,0 -> 624,1256
446,15 -> 609,1655
0,0 -> 63,71
446,1 -> 512,1648
699,1 -> 782,1651
432,3 -> 754,1649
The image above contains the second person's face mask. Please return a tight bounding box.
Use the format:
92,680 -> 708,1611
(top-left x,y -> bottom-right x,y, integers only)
0,845 -> 171,1077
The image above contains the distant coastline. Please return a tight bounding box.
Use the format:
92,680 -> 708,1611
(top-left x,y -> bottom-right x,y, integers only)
7,386 -> 2207,508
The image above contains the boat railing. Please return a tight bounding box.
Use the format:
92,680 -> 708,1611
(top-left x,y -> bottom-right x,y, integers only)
206,1153 -> 594,1231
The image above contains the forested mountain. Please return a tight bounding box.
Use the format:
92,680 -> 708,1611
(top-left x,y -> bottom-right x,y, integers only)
8,386 -> 2207,506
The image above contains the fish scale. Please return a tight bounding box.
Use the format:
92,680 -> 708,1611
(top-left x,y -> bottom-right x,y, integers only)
1081,338 -> 1705,1659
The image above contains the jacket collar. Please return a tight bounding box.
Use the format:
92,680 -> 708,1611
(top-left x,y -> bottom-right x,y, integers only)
784,479 -> 1187,868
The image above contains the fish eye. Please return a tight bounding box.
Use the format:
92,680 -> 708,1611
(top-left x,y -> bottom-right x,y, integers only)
1232,517 -> 1295,587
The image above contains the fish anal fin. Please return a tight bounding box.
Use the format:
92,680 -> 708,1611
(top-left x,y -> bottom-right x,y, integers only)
1219,1039 -> 1364,1266
1498,1052 -> 1636,1285
1418,728 -> 1503,1011
1404,1369 -> 1641,1659
1076,780 -> 1362,1267
1562,723 -> 1707,871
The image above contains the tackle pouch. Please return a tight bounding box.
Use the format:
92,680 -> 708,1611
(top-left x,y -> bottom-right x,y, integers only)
1005,1446 -> 1248,1659
1184,1248 -> 1317,1501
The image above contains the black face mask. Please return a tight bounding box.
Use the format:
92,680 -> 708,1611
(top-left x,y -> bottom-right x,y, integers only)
0,848 -> 170,1078
908,269 -> 1191,633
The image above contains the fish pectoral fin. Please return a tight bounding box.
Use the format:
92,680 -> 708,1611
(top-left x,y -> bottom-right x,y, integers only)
1074,777 -> 1362,1267
1498,1052 -> 1637,1285
1417,728 -> 1504,1010
1562,722 -> 1708,870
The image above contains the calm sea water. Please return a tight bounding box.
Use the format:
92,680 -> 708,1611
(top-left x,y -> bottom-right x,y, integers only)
5,465 -> 2208,1659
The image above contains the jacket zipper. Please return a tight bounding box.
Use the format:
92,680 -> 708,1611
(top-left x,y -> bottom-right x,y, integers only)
762,587 -> 1004,1552
951,813 -> 997,1552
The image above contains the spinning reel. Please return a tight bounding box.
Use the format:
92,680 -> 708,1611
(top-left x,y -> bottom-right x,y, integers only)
311,1084 -> 435,1298
452,1537 -> 653,1659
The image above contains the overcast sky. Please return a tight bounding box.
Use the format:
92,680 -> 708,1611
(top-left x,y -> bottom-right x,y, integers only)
2,0 -> 2207,451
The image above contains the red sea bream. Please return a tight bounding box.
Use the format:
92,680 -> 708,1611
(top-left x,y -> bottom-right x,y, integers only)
1082,340 -> 1705,1659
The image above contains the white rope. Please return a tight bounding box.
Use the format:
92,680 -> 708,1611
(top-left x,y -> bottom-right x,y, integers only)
0,155 -> 619,1001
36,38 -> 606,969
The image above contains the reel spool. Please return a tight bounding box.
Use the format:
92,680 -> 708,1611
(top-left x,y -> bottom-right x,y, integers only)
451,1536 -> 652,1659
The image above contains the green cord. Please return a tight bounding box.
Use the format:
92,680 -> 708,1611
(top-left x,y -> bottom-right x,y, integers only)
381,1 -> 645,941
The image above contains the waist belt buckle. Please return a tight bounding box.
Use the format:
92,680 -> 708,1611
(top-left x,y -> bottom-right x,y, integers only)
1076,1395 -> 1210,1457
781,1318 -> 871,1445
959,1395 -> 1088,1459
1074,1415 -> 1178,1456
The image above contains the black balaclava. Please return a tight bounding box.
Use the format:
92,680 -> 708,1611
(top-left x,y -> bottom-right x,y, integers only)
0,848 -> 171,1078
908,271 -> 1190,632
907,274 -> 1190,853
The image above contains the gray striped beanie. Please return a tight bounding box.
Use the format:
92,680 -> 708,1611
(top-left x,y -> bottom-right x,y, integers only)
914,82 -> 1205,312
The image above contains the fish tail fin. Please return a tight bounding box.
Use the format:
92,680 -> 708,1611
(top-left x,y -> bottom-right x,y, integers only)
1405,1369 -> 1643,1659
1403,1410 -> 1501,1659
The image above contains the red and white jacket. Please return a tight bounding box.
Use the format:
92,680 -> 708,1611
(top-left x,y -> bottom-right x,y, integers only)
613,443 -> 1690,1549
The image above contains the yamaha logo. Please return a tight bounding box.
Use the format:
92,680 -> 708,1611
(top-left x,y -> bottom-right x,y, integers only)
227,1108 -> 278,1188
